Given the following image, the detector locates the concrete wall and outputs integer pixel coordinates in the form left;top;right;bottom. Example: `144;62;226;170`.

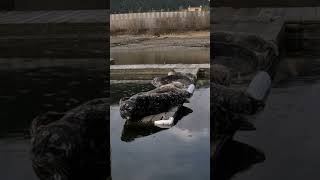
111;11;209;33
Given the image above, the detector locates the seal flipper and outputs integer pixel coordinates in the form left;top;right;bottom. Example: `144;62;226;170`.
238;120;256;131
184;99;190;103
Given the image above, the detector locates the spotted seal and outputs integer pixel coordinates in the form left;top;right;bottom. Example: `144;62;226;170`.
30;98;109;180
151;70;196;88
211;32;277;162
119;83;191;120
212;64;232;86
212;83;265;115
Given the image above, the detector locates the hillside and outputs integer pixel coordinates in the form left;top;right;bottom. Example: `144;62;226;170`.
111;0;209;13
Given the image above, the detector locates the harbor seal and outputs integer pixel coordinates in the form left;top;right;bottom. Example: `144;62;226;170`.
212;83;265;115
212;64;232;86
30;98;109;180
151;70;196;88
119;83;191;120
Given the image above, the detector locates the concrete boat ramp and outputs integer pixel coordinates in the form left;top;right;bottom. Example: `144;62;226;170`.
110;64;209;82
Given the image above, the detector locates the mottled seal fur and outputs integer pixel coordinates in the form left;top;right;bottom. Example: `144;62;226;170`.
212;64;232;86
30;98;109;180
211;81;265;160
151;70;196;88
211;32;278;162
212;83;265;115
120;83;191;120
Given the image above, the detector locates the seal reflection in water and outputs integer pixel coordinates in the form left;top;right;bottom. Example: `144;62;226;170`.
212;140;265;180
30;98;109;180
119;82;192;120
121;106;193;142
211;64;266;159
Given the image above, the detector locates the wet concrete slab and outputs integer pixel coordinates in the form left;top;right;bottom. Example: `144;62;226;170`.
110;64;209;80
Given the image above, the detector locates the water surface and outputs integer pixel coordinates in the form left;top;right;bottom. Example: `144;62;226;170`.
0;58;107;179
223;57;320;180
111;48;209;65
111;84;210;180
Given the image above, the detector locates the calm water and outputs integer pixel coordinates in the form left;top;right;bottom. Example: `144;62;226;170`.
220;57;320;180
110;83;210;180
0;58;107;180
111;48;209;65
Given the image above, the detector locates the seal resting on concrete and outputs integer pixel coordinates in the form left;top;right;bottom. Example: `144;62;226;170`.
120;82;192;120
151;70;196;88
211;32;277;163
212;83;265;115
211;102;256;160
211;69;270;160
212;64;232;86
30;98;109;180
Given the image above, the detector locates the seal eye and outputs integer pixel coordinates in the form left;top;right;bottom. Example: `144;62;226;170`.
119;97;130;105
126;101;136;112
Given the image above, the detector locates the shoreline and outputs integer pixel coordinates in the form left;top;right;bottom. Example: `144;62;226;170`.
111;31;210;51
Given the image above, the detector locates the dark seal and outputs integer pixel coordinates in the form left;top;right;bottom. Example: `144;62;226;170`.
119;83;191;120
30;98;109;180
151;70;196;88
